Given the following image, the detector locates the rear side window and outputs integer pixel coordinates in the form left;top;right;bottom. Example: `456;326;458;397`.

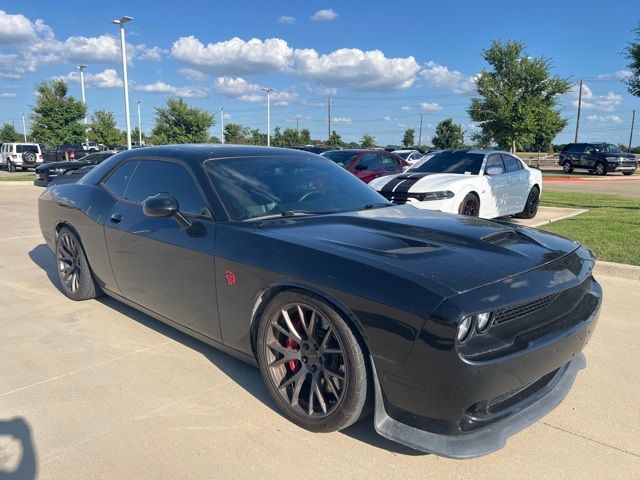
16;144;39;153
103;160;139;198
123;160;207;215
502;154;522;172
485;154;505;174
359;153;380;170
380;153;401;168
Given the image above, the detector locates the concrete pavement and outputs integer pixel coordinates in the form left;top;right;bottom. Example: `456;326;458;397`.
1;184;639;479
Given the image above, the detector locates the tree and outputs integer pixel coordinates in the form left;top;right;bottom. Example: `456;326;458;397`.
29;79;86;146
361;134;376;148
0;123;21;143
402;128;415;147
271;126;283;146
130;127;147;145
299;128;312;145
89;110;121;147
468;40;570;153
432;119;465;149
151;98;214;144
248;128;267;145
327;130;344;147
224;123;246;144
624;24;640;97
281;128;301;147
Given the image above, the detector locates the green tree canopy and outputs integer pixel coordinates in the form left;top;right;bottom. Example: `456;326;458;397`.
468;40;570;152
299;128;312;145
360;134;376;148
402;128;415;147
130;127;148;145
29;79;86;146
224;123;246;144
432;119;465;149
624;23;640;97
151;98;214;144
89;110;122;147
0;123;21;143
327;130;344;147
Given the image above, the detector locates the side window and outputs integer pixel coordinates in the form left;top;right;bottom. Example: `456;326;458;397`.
103;160;139;198
501;154;522;172
380;153;400;168
485;154;505;175
123;160;207;215
359;154;380;170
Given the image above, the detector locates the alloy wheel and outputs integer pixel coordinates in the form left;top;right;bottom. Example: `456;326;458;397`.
460;196;479;216
57;232;82;293
595;163;605;175
264;303;347;418
527;189;540;216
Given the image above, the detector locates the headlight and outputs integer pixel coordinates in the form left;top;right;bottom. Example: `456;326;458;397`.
475;312;492;332
418;190;455;201
457;316;472;342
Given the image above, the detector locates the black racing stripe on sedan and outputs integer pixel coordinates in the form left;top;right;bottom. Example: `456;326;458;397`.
380;176;406;192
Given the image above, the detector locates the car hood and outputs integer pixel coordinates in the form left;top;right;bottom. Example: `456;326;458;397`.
36;160;87;172
372;172;476;192
257;206;580;296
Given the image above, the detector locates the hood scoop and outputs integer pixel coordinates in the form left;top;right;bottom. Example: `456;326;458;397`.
482;230;519;246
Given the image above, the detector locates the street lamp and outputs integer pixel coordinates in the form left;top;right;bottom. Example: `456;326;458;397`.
220;107;224;144
136;100;142;145
112;15;133;150
76;64;88;144
21;113;27;142
261;88;274;146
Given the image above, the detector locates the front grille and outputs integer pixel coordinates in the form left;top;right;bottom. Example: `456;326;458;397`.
493;294;557;325
381;192;424;204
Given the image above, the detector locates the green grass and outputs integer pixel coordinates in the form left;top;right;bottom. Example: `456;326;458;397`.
540;191;640;266
0;174;34;181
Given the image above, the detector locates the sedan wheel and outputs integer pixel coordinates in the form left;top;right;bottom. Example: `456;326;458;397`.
595;162;607;176
515;187;540;219
459;193;480;217
257;292;369;432
55;227;102;300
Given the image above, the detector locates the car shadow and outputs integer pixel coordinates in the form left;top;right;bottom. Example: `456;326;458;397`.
28;243;423;457
0;417;37;480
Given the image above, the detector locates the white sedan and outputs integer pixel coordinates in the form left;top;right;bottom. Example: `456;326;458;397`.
369;149;542;219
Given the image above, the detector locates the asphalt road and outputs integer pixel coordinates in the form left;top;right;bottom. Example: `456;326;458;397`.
1;184;639;479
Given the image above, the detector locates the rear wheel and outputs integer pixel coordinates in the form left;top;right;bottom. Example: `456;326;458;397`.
515;187;540;219
7;160;16;173
562;161;573;174
458;193;480;217
257;291;369;433
623;171;634;176
55;227;102;301
595;162;607;176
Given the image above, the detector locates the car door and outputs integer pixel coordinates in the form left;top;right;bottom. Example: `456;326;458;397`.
569;143;588;168
501;154;529;212
379;152;404;177
350;153;380;183
101;158;222;342
483;154;509;216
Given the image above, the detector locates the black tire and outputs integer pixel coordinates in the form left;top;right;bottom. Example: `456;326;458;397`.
458;193;480;217
595;162;607;176
7;160;16;173
515;187;540;219
257;291;369;433
622;171;634;176
55;227;102;301
562;160;573;174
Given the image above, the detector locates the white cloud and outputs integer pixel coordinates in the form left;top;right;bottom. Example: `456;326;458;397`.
0;10;37;44
310;9;338;21
332;117;351;124
420;102;442;111
279;16;296;24
171;36;293;75
384;115;394;121
306;84;337;96
179;68;207;82
585;114;622;123
62;68;123;88
420;61;476;94
401;106;414;111
294;48;420;91
571;83;621;111
212;76;297;104
137;45;165;61
63;34;122;63
0;92;17;97
597;70;632;80
133;81;207;98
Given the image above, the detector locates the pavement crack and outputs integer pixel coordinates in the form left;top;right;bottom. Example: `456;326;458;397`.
539;421;640;458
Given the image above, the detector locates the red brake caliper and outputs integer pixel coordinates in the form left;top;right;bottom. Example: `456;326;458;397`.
285;316;304;373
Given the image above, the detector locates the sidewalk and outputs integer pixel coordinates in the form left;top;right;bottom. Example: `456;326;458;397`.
502;206;587;228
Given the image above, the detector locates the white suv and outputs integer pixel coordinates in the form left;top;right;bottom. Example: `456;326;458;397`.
1;143;44;172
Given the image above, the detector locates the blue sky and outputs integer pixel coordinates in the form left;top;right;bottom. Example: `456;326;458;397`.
1;0;638;146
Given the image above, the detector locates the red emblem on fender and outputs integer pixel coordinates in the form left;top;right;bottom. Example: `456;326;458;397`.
225;270;237;286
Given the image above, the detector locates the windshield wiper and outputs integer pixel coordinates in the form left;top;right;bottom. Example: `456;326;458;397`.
364;203;394;209
246;210;337;221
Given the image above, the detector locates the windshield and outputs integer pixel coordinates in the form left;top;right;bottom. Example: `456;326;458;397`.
395;151;413;159
409;151;485;175
321;151;357;168
204;155;388;221
592;143;621;153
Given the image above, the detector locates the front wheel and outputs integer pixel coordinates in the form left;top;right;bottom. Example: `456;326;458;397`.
623;171;634;176
257;291;369;433
515;187;540;219
595;162;607;176
7;161;16;173
562;161;573;174
55;227;102;300
458;193;480;217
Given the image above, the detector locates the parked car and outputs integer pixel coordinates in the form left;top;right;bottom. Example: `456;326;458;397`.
392;149;424;165
369;149;542;219
558;142;638;175
290;145;334;154
42;145;88;163
1;142;44;171
321;149;407;183
34;151;117;187
38;145;600;458
81;141;101;152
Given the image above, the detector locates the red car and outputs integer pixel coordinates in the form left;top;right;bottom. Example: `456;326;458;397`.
320;149;407;183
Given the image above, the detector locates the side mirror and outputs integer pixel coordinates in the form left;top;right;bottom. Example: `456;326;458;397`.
142;193;191;229
354;164;368;171
486;167;503;176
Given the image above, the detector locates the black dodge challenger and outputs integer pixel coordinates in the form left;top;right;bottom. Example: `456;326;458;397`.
38;145;601;458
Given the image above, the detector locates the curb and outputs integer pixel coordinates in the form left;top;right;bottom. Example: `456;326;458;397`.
594;261;640;281
527;208;589;228
0;181;35;185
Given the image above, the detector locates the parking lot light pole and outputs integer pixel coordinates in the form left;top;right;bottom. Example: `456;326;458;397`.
220;107;224;144
112;16;133;150
136;100;142;145
76;65;88;144
21;113;26;142
262;88;274;146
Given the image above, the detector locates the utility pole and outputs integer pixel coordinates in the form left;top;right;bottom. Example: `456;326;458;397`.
418;113;424;147
261;88;274;146
327;97;332;141
136;100;142;145
21;113;27;142
296;115;300;133
629;109;636;152
574;79;583;143
219;107;225;144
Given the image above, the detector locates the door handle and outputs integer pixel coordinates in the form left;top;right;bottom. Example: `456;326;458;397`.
110;213;123;223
